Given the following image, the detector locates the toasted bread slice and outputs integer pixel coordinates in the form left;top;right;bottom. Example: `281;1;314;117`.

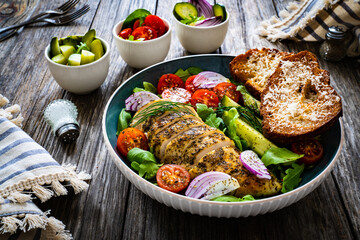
229;48;289;99
260;51;342;144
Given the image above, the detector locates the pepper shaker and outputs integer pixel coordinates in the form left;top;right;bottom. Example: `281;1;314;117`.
43;99;80;143
319;26;347;61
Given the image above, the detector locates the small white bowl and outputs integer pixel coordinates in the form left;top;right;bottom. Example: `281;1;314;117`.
174;12;229;54
45;37;110;95
112;18;171;69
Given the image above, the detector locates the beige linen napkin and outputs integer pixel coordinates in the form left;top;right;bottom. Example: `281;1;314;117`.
258;0;360;57
0;95;90;239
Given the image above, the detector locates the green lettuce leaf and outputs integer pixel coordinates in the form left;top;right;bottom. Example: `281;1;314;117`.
196;103;214;120
127;148;162;180
196;103;225;131
187;66;203;75
281;163;305;193
143;82;157;93
261;147;304;167
174;68;190;82
116;109;132;135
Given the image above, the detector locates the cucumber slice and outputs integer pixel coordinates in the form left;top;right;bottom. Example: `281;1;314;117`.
82;29;96;47
68;53;81;66
173;2;198;20
213;3;227;21
90;39;104;61
51;54;67;65
81;50;95;64
50;37;61;57
221;95;240;107
60;45;76;59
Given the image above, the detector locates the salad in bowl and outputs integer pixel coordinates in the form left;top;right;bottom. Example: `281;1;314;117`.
103;55;343;217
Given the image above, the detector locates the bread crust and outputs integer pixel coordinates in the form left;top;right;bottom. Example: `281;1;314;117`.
229;48;289;99
260;51;342;144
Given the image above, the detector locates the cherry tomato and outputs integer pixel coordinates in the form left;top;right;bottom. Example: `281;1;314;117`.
133;19;142;30
119;28;132;39
144;15;166;37
190;89;220;108
156;164;190;193
132;26;157;40
117;128;149;157
162;87;192;103
213;82;241;102
291;139;324;165
185;75;198;94
157;74;185;94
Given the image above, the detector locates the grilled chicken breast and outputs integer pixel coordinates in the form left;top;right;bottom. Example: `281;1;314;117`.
131;100;282;197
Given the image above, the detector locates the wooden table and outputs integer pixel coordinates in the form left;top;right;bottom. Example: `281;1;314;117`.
1;0;359;239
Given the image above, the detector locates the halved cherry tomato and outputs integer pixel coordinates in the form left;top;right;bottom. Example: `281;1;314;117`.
185;75;198;94
190;89;220;108
213;82;240;102
162;87;192;103
133;19;142;30
132;26;157;40
157;74;185;94
119;28;132;39
144;15;166;37
156;164;190;193
117;128;148;157
291;139;324;165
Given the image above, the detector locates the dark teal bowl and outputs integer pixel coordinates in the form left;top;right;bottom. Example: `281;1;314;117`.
102;54;344;217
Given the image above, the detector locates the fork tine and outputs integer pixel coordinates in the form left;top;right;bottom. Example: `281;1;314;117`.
58;5;90;24
59;0;80;12
57;0;76;11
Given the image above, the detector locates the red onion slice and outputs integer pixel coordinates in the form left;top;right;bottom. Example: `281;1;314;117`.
185;172;240;200
240;150;271;179
125;91;160;112
193;71;229;89
189;0;214;18
194;16;222;27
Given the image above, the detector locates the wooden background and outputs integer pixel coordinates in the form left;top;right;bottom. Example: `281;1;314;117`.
0;0;359;239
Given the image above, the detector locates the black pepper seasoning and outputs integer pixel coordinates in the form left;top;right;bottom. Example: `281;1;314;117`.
319;26;348;61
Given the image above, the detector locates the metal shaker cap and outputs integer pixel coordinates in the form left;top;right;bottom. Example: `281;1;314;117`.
326;26;346;40
56;123;80;143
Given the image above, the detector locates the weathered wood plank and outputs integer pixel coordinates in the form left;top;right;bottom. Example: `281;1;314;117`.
0;0;359;239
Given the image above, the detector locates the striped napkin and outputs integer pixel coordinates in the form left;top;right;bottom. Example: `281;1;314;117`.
258;0;360;57
0;95;90;239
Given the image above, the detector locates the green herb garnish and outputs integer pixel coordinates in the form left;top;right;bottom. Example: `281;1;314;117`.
131;101;196;128
76;42;90;53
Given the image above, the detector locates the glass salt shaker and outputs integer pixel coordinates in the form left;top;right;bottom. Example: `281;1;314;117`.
43;99;80;143
319;26;347;61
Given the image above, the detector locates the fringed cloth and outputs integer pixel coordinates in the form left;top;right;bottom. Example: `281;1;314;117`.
258;0;360;57
0;95;91;239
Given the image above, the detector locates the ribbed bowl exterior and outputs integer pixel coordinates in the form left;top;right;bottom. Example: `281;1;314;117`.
102;55;344;218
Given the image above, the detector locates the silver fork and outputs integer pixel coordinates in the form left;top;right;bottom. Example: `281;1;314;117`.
0;0;79;40
0;5;90;34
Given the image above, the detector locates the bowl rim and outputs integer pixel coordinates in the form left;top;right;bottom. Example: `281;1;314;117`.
112;17;172;44
44;36;110;68
102;54;344;207
173;10;230;29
